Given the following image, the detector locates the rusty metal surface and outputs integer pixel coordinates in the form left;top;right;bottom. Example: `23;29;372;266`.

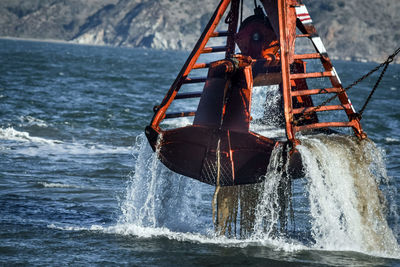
235;13;279;59
261;0;297;63
145;0;367;185
150;0;231;129
146;125;278;186
277;0;297;145
294;3;366;138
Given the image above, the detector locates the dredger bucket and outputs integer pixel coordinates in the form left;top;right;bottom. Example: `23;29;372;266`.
146;58;302;186
146;125;277;186
145;0;365;186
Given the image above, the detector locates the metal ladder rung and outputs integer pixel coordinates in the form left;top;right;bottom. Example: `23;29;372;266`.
201;46;227;53
291;87;343;96
210;31;230;37
293;104;351;114
296;34;311;38
294;121;354;132
290;71;334;80
183;77;207;84
175;92;202;99
193;63;210;69
165;111;196;119
293;53;322;60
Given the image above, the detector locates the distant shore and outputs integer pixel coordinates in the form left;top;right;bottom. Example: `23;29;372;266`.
1;36;396;65
0;36;73;45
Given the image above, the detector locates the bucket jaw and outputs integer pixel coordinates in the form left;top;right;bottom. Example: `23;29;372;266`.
146;125;278;186
146;56;302;186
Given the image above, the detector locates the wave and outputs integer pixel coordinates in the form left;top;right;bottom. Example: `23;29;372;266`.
46;223;305;251
47;219;400;259
0;127;134;156
38;182;82;189
0;127;61;144
385;137;400;144
18;115;49;128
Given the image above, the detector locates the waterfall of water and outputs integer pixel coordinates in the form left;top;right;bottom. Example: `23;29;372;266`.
119;134;211;233
297;134;400;257
119;134;161;227
251;144;289;239
120;84;399;257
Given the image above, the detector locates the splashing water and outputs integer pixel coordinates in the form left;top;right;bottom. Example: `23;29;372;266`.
297;134;400;257
118;134;213;234
251;144;290;239
119;134;160;227
118;133;399;257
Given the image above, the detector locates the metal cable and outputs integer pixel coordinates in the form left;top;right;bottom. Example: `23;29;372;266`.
358;62;390;117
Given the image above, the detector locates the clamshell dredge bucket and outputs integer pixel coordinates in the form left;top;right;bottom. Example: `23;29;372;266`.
145;0;366;187
146;58;281;186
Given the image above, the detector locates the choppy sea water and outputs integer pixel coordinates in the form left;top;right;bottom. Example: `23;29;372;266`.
0;38;400;266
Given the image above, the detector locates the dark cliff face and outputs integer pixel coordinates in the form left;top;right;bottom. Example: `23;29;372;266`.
303;0;400;63
0;0;399;63
0;0;119;40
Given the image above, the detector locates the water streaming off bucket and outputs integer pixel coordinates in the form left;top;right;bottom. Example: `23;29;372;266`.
119;85;399;258
297;135;400;257
119;134;214;234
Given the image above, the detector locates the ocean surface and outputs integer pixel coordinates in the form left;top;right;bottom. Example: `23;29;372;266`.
1;38;400;266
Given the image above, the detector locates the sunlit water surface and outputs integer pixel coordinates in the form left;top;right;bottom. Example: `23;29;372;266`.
1;39;400;266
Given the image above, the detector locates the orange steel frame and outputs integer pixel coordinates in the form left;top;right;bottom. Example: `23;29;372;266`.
148;0;366;147
150;0;233;129
277;0;297;145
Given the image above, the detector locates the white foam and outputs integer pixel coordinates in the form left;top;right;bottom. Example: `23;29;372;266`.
0;127;61;144
297;135;400;258
19;115;49;128
161;116;193;129
47;222;305;251
47;223;102;231
0;127;134;156
108;223;306;250
385;137;399;143
250;124;286;139
38;182;81;189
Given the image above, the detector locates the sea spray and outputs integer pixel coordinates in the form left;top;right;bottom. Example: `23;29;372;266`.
250;143;295;240
118;132;399;256
119;134;158;227
297;134;400;257
251;144;286;239
119;134;211;233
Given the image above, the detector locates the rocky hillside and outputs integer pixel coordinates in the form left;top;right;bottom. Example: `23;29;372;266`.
304;0;400;63
0;0;399;63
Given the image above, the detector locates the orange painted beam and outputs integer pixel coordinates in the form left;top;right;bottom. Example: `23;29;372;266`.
150;0;232;129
